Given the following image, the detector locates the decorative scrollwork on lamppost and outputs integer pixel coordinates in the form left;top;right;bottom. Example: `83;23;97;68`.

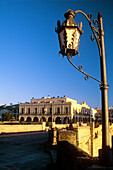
55;9;111;165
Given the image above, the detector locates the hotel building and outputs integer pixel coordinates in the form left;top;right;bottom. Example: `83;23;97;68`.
19;96;96;124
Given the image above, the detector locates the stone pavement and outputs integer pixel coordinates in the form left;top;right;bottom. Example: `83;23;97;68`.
0;132;51;170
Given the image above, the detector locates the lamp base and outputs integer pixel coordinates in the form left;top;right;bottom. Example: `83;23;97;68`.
99;148;113;166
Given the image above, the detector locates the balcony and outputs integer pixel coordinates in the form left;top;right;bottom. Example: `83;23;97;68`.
54;112;61;115
63;112;69;115
19;112;71;117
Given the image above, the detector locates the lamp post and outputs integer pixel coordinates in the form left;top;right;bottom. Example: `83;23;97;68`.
51;102;53;129
55;9;110;165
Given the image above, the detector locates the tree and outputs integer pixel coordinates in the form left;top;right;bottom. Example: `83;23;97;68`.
2;111;13;121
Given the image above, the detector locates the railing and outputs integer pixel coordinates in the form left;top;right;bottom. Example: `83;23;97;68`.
19;112;71;116
63;112;69;115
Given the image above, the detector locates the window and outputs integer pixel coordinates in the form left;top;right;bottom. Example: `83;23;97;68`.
58;107;60;114
14;109;16;113
66;107;68;114
35;108;37;114
28;108;30;114
42;108;44;114
57;107;60;114
50;107;52;115
22;108;24;114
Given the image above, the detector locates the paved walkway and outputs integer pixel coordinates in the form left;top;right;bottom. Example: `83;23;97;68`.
0;132;51;170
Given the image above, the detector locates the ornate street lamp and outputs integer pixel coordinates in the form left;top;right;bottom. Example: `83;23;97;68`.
55;9;111;165
55;10;83;58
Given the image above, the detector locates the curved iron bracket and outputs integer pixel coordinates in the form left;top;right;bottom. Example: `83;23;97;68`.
67;55;102;84
74;10;102;57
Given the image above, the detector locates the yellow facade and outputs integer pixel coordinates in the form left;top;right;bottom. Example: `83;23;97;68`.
19;96;97;124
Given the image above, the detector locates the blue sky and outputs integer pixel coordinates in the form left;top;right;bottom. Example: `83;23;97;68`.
0;0;112;108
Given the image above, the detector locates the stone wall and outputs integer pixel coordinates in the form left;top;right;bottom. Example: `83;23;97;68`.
77;126;91;155
58;130;77;146
74;124;113;157
0;123;70;134
0;123;46;134
53;123;70;129
56;124;113;157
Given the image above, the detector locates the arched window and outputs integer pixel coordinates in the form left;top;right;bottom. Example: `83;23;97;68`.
63;117;69;124
55;117;61;124
20;117;24;122
40;117;46;122
33;117;38;122
26;117;31;122
48;117;52;122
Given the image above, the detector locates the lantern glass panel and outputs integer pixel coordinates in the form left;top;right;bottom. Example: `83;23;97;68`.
65;27;80;50
59;29;65;51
